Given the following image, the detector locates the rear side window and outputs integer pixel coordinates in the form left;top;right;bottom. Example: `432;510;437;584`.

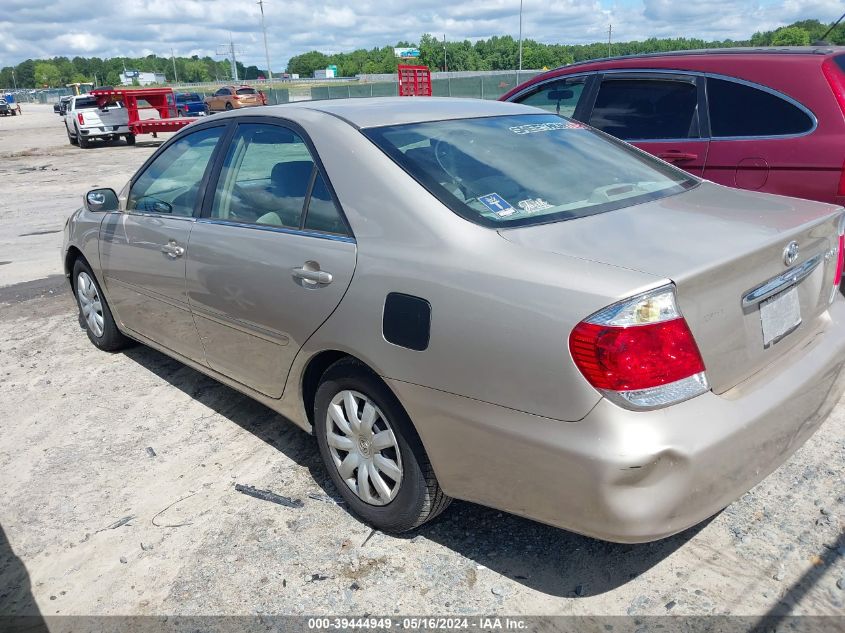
514;77;587;118
707;78;813;138
589;78;699;140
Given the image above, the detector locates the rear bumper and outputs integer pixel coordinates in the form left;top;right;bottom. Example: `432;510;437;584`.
387;300;845;543
79;126;129;137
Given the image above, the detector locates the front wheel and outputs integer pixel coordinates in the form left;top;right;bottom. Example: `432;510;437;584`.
72;259;132;352
314;358;451;533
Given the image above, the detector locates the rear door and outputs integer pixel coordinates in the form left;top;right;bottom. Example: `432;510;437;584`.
185;120;356;397
702;76;821;197
99;124;228;362
586;72;709;176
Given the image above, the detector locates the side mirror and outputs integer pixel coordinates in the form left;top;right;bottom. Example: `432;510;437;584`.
84;188;119;212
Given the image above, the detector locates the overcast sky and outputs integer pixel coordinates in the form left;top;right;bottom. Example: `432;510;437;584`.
1;0;842;70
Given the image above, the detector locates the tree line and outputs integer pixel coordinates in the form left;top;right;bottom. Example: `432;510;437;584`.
1;18;842;89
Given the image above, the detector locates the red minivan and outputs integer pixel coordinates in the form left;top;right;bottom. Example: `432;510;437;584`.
502;47;845;205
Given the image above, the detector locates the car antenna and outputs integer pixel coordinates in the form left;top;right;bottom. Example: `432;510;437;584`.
813;11;845;46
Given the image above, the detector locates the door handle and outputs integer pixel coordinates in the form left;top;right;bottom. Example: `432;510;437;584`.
292;263;332;285
161;240;185;258
657;151;698;163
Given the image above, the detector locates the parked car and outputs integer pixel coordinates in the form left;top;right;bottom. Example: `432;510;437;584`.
53;95;73;116
205;85;266;112
175;92;209;117
0;98;16;116
502;46;845;206
63;99;845;543
65;94;133;148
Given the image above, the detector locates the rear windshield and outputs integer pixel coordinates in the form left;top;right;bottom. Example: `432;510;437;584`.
74;97;100;109
236;87;257;95
365;114;697;228
176;93;200;103
835;54;845;74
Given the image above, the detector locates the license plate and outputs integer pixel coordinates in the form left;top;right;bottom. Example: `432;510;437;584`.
760;286;801;347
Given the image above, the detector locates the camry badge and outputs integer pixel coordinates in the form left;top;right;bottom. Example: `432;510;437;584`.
783;241;800;267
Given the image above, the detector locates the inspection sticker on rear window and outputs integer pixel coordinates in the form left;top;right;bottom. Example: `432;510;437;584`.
478;193;515;217
509;120;585;135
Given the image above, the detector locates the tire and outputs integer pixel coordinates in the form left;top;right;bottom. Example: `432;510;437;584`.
77;128;89;148
72;258;132;352
67;127;78;146
225;102;233;111
314;358;451;533
177;109;183;117
10;110;16;116
125;134;136;146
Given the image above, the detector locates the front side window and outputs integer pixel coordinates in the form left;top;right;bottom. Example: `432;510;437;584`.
365;114;696;228
514;76;587;118
128;127;223;217
589;78;699;140
707;77;813;138
211;123;347;233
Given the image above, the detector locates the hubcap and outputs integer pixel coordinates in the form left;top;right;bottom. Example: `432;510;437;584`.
76;271;104;337
325;390;403;506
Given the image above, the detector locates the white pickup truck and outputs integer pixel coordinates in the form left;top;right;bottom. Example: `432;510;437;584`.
65;95;134;148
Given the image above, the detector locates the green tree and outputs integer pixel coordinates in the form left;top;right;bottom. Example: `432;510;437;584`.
34;62;61;87
771;26;810;46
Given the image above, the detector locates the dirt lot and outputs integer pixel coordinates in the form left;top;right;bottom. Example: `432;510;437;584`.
0;104;844;619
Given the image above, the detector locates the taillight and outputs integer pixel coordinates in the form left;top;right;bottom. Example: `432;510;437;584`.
569;285;709;409
835;233;845;287
77;112;84;125
839;158;845;197
823;58;845;116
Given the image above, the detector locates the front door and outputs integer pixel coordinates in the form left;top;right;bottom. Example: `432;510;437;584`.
99;125;227;362
186;121;356;398
586;73;709;176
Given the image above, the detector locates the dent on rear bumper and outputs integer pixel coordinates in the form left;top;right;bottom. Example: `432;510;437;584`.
387;300;845;543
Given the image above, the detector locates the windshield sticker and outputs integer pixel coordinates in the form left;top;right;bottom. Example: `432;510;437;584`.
478;193;516;217
509;121;585;135
517;198;553;213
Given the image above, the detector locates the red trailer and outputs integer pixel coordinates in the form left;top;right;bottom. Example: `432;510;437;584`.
397;65;432;97
89;87;194;137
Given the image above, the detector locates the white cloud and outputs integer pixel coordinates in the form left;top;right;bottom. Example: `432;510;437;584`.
0;0;841;70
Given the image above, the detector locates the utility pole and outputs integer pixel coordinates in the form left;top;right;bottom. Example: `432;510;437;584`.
217;37;243;82
443;34;447;72
11;69;16;91
607;23;612;57
171;48;179;84
518;0;524;72
257;0;273;83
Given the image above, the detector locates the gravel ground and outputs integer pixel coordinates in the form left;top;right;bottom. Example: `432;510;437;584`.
0;105;843;619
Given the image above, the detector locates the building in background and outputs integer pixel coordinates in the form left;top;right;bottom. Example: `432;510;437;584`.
119;70;167;86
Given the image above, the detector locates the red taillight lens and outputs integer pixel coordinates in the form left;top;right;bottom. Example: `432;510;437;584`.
823;58;845;115
77;112;84;125
570;318;705;392
835;233;845;287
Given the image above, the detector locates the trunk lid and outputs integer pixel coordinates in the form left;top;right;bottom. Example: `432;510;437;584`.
501;182;843;393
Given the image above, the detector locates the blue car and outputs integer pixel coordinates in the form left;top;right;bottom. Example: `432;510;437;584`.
175;92;209;117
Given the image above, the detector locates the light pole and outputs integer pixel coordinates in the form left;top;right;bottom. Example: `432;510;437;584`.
11;69;16;91
258;0;273;84
518;0;523;72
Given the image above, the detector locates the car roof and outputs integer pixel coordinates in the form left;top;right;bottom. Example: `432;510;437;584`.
556;45;845;71
280;97;541;128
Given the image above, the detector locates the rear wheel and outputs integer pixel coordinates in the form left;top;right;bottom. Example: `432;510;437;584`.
72;259;132;352
225;102;234;111
314;358;451;533
125;134;136;146
67;126;78;146
77;128;89;148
